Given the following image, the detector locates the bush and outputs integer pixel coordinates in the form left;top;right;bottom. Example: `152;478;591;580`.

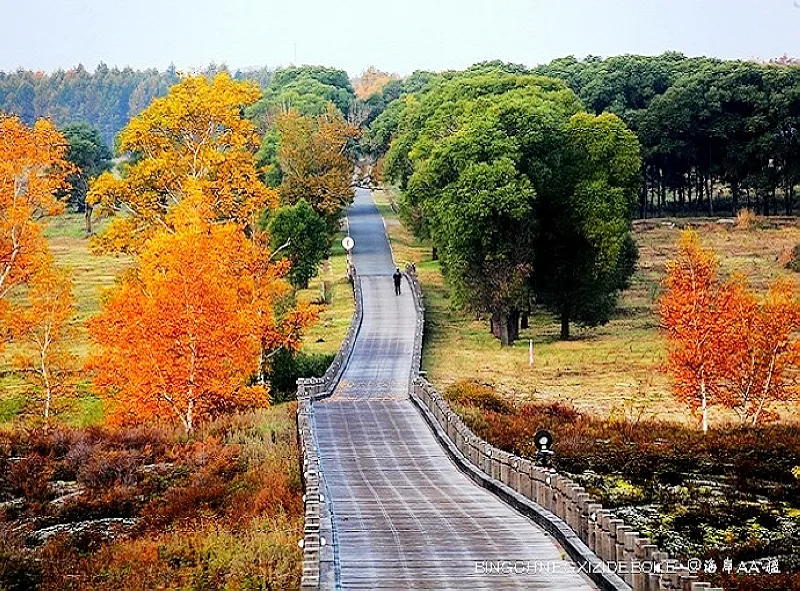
443;379;513;414
267;349;334;403
77;449;143;490
0;408;304;590
735;208;760;230
784;243;800;272
6;454;54;505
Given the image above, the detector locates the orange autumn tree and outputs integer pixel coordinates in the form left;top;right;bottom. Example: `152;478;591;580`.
86;75;320;431
89;202;318;432
8;262;77;425
353;66;397;99
275;105;360;234
0;116;71;322
87;73;277;254
660;230;748;432
721;276;800;426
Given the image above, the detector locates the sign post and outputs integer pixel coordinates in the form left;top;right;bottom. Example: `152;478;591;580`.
342;236;355;279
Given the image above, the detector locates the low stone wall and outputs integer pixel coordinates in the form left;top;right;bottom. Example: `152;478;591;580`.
297;270;363;590
403;264;722;591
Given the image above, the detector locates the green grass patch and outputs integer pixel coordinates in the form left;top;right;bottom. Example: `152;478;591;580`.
297;230;355;357
62;394;105;428
0;392;26;424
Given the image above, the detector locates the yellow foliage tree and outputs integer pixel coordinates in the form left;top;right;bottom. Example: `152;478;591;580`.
8;261;77;425
85;74;322;430
0;116;71;314
276;105;360;232
87;73;278;253
353;66;397;99
89;205;319;432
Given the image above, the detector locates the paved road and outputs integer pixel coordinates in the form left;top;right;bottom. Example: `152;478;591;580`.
313;188;595;589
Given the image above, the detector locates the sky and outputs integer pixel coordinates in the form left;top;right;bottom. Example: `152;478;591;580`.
1;0;799;76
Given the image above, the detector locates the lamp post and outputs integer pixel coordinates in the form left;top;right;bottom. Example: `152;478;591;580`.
533;428;554;469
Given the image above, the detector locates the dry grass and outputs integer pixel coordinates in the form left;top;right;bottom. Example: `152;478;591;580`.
376;188;800;424
0;405;303;590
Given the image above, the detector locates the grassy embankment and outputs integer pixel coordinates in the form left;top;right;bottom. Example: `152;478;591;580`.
373;187;800;424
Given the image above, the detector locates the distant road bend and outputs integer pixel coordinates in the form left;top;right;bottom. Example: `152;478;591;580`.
313;188;597;589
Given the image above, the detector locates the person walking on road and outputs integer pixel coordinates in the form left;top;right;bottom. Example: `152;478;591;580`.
393;268;402;296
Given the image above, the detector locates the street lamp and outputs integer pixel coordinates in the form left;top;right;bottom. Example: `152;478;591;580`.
533;428;555;468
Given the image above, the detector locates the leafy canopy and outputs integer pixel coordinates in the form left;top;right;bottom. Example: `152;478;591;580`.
0;116;72;305
267;199;330;289
87;73;277;253
380;70;640;341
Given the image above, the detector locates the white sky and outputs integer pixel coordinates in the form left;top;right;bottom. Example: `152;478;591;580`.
2;0;799;75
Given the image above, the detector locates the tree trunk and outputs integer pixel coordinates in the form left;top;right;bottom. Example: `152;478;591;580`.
687;171;693;209
40;349;51;430
731;180;739;214
701;378;708;435
84;203;93;235
560;312;570;340
511;310;520;343
639;184;647;219
520;313;529;330
772;185;778;215
707;176;714;215
490;313;500;338
498;312;513;347
764;187;770;216
431;246;438;261
186;399;194;434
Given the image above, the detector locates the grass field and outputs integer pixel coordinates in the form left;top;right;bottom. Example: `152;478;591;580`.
373;188;800;424
296;228;355;357
0;213;354;427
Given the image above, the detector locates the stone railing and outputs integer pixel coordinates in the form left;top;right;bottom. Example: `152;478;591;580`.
404;265;722;591
297;268;364;590
405;263;424;380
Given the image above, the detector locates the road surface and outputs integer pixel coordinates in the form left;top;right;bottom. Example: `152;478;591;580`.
313;188;596;589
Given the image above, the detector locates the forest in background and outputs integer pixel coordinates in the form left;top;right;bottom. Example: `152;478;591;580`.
366;53;800;218
0;64;273;146
5;53;798;220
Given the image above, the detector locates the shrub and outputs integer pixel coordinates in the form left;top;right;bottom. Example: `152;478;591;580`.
443;379;513;414
0;547;41;591
141;442;243;528
267;349;334;403
735;208;760;230
784;243;800;272
6;454;54;505
0;407;304;590
77;449;143;490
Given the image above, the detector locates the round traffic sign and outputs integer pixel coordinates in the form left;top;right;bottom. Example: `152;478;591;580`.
342;236;355;251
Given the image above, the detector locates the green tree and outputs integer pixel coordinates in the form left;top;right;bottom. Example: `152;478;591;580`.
382;70;641;343
246;66;355;127
535;113;641;339
267;199;330;289
61;122;112;234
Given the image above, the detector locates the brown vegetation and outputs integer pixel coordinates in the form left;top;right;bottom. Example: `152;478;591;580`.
0;406;303;590
444;379;800;590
